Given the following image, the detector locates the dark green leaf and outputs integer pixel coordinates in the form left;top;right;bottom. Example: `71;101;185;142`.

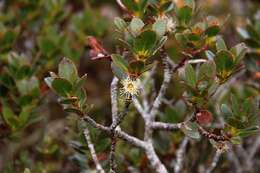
205;25;220;37
122;0;139;12
128;60;145;76
177;6;192;25
51;78;72;97
134;30;157;59
215;50;234;74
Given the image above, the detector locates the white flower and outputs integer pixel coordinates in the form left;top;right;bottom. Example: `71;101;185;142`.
157;15;176;33
215;142;230;153
120;77;140;98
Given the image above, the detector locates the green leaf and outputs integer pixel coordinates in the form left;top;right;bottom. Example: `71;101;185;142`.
111;63;127;80
16;65;31;80
176;6;192;25
181;122;200;139
64;107;83;115
184;0;195;9
231;94;239;116
58;97;78;104
205;25;220;37
58;58;78;84
16;77;40;96
140;0;149;12
237;126;259;138
74;74;88;90
230;136;242;144
38;37;56;56
175;33;188;45
128;60;145;76
216;37;227;51
134;30;157;59
230;43;247;63
185;64;196;87
19;106;33;128
160;1;174;13
114;17;127;31
130;17;144;36
51;78;72;97
2;105;18;130
152;19;167;37
122;0;139;12
221;104;233;122
152;36;167;55
111;54;128;72
215;50;234;74
198;60;216;79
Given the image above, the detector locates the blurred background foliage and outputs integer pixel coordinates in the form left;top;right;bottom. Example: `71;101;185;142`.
0;0;259;173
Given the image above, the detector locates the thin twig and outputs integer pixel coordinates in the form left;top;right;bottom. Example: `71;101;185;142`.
109;77;119;173
150;121;183;130
109;78;131;172
83;128;105;173
174;137;189;173
83;115;146;149
249;135;260;159
150;55;172;119
111;77;119;123
205;152;221;173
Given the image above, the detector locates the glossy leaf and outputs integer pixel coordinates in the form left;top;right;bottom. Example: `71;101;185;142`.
134;31;157;59
51;78;72;97
128;60;145;76
215;50;234;74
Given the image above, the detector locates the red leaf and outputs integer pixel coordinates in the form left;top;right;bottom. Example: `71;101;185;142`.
86;36;111;60
196;110;213;125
